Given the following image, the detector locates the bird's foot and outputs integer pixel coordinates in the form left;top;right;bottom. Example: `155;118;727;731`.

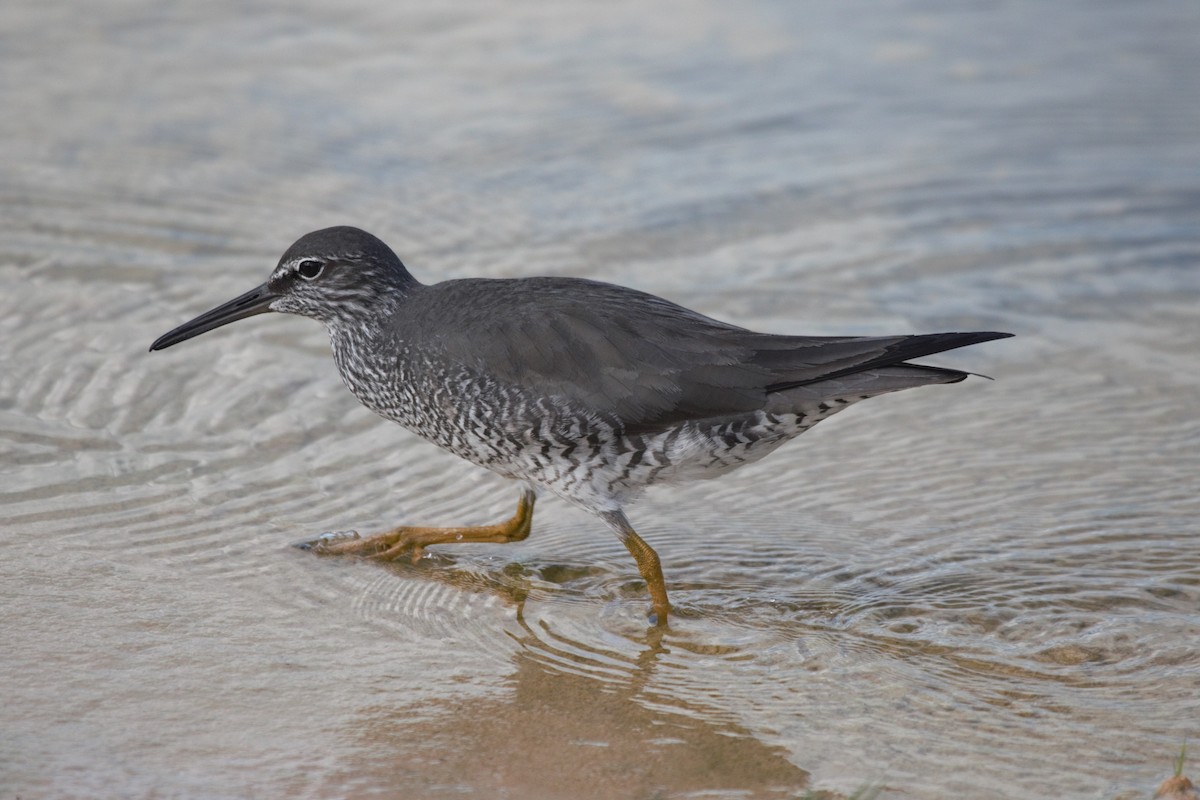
292;530;360;551
647;603;671;629
294;528;426;563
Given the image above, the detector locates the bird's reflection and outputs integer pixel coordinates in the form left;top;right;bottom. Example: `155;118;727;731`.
327;555;810;797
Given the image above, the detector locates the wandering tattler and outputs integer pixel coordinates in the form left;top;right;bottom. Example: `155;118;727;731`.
151;226;1011;624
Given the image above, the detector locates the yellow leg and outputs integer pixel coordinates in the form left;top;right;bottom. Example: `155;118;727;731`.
602;510;671;626
305;489;535;562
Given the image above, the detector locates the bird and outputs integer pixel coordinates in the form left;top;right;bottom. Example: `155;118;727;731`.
151;226;1011;625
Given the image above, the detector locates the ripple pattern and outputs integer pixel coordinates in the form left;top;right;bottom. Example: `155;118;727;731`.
3;1;1199;798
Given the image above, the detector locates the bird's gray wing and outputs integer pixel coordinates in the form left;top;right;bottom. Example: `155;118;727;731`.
405;277;1008;433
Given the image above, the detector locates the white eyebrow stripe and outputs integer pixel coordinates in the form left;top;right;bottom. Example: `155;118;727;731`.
270;263;295;282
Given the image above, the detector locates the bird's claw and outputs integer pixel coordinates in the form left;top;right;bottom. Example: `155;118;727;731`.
291;530;361;551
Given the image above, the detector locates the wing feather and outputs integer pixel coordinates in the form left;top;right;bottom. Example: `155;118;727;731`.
398;277;1010;433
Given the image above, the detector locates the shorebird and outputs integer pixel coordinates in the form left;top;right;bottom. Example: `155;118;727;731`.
151;226;1010;624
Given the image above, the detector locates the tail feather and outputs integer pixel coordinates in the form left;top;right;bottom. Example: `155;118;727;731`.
766;363;973;409
761;331;1012;394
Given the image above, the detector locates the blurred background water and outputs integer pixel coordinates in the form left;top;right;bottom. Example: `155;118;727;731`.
2;1;1198;798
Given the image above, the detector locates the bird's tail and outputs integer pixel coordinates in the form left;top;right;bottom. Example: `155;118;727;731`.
766;363;974;410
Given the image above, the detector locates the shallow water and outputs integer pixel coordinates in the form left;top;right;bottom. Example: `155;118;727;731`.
2;1;1198;798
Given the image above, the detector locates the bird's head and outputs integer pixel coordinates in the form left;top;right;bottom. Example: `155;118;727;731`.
150;226;417;351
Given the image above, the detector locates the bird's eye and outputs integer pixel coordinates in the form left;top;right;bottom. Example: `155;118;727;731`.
297;259;324;280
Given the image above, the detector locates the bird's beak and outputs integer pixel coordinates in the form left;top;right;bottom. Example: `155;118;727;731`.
149;282;278;351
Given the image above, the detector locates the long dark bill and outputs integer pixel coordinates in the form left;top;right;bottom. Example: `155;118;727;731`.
149;283;278;351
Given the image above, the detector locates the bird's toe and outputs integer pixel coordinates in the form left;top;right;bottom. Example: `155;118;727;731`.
291;530;361;551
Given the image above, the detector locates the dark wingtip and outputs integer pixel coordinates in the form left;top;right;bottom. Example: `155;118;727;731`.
766;330;1014;393
937;331;1014;349
891;331;1013;362
910;334;1011;384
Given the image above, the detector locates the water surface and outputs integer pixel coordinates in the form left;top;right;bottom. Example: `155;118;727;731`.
2;1;1198;798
